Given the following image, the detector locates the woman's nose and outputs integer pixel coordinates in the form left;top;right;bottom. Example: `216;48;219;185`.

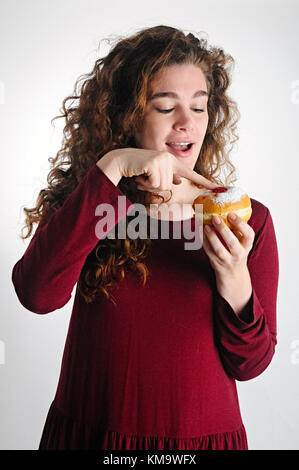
173;111;194;131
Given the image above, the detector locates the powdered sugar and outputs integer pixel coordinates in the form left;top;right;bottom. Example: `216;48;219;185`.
202;186;247;206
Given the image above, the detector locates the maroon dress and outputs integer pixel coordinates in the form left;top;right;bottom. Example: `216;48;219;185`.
11;164;279;450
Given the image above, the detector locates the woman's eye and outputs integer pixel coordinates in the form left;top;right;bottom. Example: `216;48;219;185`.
156;108;174;113
156;108;204;114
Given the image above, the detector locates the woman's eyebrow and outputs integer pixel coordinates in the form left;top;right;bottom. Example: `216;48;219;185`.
149;90;208;100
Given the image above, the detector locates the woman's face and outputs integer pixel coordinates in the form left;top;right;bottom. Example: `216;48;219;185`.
134;63;209;170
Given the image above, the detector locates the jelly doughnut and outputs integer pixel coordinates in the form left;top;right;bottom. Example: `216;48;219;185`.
192;186;252;229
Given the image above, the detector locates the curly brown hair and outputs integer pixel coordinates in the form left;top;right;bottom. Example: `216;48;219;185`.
20;25;240;306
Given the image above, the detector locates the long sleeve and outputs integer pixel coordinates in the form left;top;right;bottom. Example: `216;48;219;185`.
213;203;279;381
11;164;135;314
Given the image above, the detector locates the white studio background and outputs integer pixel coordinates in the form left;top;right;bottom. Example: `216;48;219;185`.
1;0;298;450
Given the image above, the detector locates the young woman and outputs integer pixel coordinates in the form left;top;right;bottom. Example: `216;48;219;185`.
12;25;279;450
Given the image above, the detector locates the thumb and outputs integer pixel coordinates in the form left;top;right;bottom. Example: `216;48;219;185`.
173;174;182;185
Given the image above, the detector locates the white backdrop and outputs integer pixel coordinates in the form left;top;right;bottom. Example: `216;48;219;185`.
1;0;298;450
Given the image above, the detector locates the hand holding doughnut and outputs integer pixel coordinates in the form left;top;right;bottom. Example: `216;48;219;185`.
202;212;255;277
193;186;255;279
202;212;255;317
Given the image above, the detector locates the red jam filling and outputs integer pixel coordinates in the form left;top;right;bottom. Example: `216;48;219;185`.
212;187;227;193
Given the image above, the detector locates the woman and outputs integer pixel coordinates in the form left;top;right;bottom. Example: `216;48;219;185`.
12;25;279;450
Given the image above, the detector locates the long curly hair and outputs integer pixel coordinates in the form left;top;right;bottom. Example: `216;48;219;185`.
20;25;240;306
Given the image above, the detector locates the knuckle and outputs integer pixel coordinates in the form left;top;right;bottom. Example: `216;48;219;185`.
228;238;237;249
162;151;173;164
155;151;166;161
215;247;226;258
150;177;160;188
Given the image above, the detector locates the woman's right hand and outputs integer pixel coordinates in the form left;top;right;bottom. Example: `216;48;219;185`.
100;147;218;191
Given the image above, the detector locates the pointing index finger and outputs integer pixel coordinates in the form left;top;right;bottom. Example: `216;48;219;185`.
175;161;218;190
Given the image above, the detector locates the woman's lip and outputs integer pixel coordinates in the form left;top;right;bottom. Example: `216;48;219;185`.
166;142;194;157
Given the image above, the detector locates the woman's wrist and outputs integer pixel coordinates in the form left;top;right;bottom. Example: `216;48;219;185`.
96;152;122;187
215;267;253;317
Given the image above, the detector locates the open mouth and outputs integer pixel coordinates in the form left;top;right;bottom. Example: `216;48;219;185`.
166;143;193;152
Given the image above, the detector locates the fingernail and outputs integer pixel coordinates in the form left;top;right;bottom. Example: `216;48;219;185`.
229;213;237;221
213;215;221;225
205;224;211;233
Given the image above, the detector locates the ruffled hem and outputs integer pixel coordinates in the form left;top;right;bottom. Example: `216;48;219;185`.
39;402;248;450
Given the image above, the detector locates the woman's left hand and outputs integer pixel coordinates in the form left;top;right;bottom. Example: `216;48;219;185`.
202;212;255;316
202;212;255;277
